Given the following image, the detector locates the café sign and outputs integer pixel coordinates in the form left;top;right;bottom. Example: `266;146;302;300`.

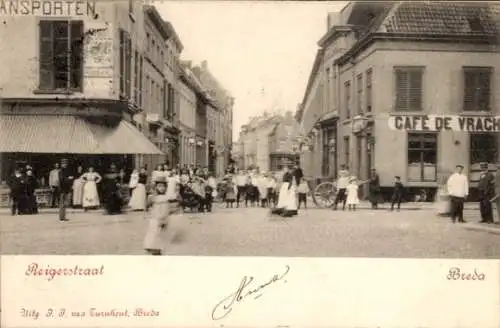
388;115;500;132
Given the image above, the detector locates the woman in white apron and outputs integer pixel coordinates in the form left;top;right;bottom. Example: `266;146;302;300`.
72;166;85;208
271;166;292;215
129;168;148;211
143;176;170;255
82;167;102;211
281;171;299;217
257;172;269;207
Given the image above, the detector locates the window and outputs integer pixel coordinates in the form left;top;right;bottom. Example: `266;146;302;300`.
163;81;168;119
366;69;372;112
326;67;330;110
119;29;132;99
407;133;437;182
133;50;139;104
39;20;84;91
138;56;143;107
146;33;150;52
322;128;334;177
344;81;351;119
145;76;150;110
356;73;363;115
395;67;423;111
463;67;492;111
343;136;350;169
470;134;497;180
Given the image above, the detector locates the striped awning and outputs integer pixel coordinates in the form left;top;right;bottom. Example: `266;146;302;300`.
0;115;163;155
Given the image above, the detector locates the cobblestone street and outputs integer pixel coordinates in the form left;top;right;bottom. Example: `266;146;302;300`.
1;205;499;258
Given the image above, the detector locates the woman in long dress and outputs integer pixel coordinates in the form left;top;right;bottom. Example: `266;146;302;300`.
129;167;148;211
271;166;292;215
143;176;169;255
82;167;102;211
72;166;85;208
103;165;123;215
367;168;382;209
257;172;269;207
281;168;299;217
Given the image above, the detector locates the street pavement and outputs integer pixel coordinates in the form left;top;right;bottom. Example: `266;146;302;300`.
1;204;499;258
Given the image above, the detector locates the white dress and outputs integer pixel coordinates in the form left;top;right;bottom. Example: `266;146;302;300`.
82;172;101;208
143;194;169;252
276;182;289;209
283;178;298;211
72;175;85;206
129;174;147;211
346;184;360;205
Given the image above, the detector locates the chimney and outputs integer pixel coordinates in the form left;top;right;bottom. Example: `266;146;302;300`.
201;60;207;70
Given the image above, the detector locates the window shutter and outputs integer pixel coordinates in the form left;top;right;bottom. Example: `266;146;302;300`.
119;29;125;96
39;21;54;89
477;70;491;111
395;70;409;110
125;35;132;98
70;21;83;89
463;70;476;111
408;70;422;111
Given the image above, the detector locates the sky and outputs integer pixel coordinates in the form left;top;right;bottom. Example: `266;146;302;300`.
156;1;347;141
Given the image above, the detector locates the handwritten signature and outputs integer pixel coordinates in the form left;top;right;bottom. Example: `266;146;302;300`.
211;265;290;320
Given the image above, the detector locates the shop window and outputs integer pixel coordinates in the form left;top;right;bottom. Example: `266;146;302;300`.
407;133;437;182
394;67;423;111
469;134;497;181
39;20;83;91
463;67;492;111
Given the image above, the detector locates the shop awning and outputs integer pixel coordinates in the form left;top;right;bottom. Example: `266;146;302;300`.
0;115;163;154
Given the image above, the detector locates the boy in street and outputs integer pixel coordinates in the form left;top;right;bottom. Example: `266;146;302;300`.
447;164;469;224
390;176;404;211
296;178;309;209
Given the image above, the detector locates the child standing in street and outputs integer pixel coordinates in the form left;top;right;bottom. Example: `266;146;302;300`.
346;176;360;211
390;176;404;211
296;179;309;209
143;176;169;256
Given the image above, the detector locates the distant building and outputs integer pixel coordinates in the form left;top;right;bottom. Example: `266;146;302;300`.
298;1;500;200
235;111;300;171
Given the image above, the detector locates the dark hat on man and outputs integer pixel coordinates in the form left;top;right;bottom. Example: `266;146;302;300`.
456;164;464;168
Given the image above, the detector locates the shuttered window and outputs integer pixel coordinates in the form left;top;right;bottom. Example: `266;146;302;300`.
39;20;83;91
463;67;492;111
344;81;351;119
365;69;372;112
119;28;132;99
356;73;363;115
394;67;423;111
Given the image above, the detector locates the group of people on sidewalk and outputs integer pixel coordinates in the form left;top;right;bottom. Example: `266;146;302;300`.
444;162;498;224
219;163;309;213
331;166;405;211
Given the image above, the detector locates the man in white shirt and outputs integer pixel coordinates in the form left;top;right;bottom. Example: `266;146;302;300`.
234;170;248;207
49;163;60;208
446;164;469;223
333;165;350;211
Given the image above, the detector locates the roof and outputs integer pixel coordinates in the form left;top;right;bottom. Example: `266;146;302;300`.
335;1;500;65
0;115;163;154
144;5;171;41
381;2;500;36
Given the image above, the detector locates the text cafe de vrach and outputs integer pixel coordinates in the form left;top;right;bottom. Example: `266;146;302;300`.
0;0;96;16
388;115;500;132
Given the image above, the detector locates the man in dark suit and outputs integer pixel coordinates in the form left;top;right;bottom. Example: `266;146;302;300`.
8;167;24;215
58;158;74;222
477;162;495;223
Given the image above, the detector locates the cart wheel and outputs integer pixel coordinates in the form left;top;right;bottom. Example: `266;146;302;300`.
313;182;336;208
